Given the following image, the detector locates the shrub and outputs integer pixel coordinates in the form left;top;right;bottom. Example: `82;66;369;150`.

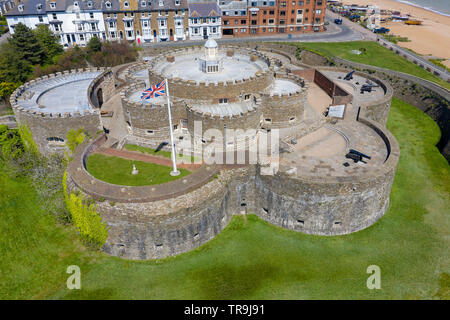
66;127;86;153
18;122;39;155
0;126;24;159
63;171;109;248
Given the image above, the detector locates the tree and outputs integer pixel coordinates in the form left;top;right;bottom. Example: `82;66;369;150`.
8;23;45;65
0;82;18;101
86;36;102;55
33;25;63;64
0;42;32;83
90;41;138;67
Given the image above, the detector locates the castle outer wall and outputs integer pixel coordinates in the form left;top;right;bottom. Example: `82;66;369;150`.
66;115;399;259
10;68;115;154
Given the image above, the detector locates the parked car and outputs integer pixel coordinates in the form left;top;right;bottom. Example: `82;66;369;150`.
334;18;343;24
373;27;390;34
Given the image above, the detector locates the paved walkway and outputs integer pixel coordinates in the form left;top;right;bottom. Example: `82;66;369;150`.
96;147;203;170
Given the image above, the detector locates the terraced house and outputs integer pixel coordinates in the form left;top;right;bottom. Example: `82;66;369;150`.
5;0;325;44
219;0;326;37
103;0;189;43
6;0;107;47
188;2;221;40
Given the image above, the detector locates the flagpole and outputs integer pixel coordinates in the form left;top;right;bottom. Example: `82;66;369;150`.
165;78;180;176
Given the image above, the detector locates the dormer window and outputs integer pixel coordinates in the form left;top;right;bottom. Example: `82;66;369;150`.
18;4;23;11
141;0;146;6
36;4;42;10
87;1;93;8
124;1;129;7
105;1;111;8
159;0;163;7
73;1;79;8
50;2;56;9
175;0;180;5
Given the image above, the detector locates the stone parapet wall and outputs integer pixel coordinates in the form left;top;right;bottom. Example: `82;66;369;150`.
68;115;399;259
316;66;394;127
123;61;152;83
10;67;107;113
327;57;449;160
260;73;307;129
376;37;450;82
120;82;187;130
66;135;221;203
9;68;108;154
88;69;116;108
15;108;102;154
253;117;399;236
147;46;275;102
186;96;262;141
96;168;252;260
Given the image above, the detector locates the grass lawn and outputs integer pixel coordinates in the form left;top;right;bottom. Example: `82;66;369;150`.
0;98;448;299
125;144;201;163
125;144;173;158
293;41;450;90
85;153;190;186
0;168;95;299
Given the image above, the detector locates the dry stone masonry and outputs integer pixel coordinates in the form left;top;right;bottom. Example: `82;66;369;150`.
14;41;402;260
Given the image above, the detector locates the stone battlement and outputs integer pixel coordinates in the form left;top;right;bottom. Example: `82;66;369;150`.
186;95;262;121
10;67;110;119
261;73;308;99
123;61;152;83
146;46;275;102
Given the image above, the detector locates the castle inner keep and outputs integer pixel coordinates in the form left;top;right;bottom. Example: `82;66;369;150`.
10;41;399;260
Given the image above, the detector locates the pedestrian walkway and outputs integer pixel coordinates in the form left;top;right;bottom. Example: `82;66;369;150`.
96;147;203;170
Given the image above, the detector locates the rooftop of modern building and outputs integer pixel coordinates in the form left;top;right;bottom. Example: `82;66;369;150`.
219;0;247;11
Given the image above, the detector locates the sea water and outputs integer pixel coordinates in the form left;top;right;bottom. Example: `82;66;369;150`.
396;0;450;17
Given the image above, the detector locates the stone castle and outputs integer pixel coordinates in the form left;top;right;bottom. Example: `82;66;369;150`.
9;40;399;260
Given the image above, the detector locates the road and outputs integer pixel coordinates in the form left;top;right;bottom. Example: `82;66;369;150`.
141;12;365;49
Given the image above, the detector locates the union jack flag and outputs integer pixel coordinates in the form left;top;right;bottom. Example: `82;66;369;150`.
141;80;166;100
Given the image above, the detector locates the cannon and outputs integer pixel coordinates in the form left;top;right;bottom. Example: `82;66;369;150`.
344;70;355;81
349;149;371;160
360;84;379;93
345;152;367;164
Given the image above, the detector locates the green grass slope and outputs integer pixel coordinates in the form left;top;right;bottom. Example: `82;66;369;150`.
0;170;95;299
295;41;450;90
0;98;448;299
